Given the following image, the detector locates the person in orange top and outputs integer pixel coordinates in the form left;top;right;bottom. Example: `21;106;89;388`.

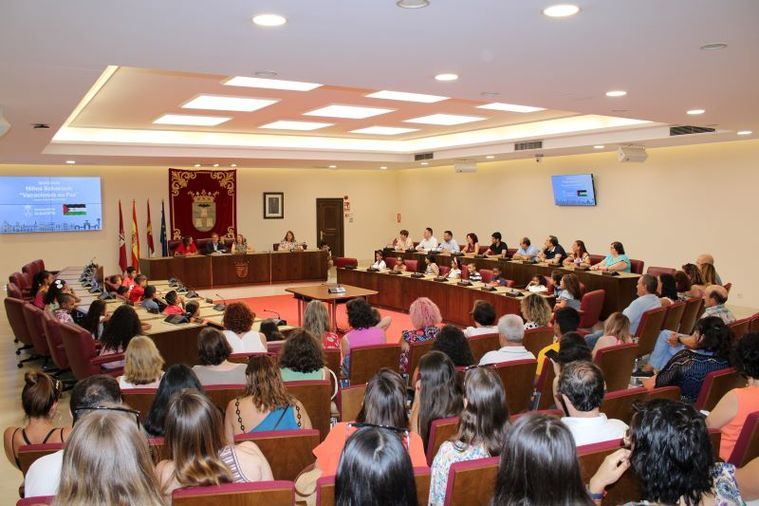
706;332;759;461
312;368;427;477
122;266;137;290
162;290;184;316
128;275;147;303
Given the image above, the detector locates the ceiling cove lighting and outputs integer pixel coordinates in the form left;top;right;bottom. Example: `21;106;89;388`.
477;102;546;113
605;90;627;97
485;155;495;159
421;162;429;166
737;130;752;136
434;73;458;81
366;90;448;103
153;114;231;126
593;145;605;149
350;126;419;135
252;14;287;27
542;4;580;17
686;109;705;115
328;165;337;169
396;0;430;8
304;104;395;119
65;160;76;164
224;76;322;91
194;164;201;167
700;43;727;51
182;95;279;112
259;120;333;131
404;113;485;126
231;163;237;167
379;166;388;170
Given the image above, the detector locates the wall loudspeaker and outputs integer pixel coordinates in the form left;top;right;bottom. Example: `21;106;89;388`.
617;145;648;163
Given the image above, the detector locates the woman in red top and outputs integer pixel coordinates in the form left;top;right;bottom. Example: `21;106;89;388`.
162;290;185;315
174;236;198;256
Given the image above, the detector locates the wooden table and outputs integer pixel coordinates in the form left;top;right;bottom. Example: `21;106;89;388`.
336;269;556;327
139;250;329;289
285;284;379;331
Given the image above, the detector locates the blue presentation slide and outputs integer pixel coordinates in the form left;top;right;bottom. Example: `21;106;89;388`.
0;176;103;234
551;174;596;206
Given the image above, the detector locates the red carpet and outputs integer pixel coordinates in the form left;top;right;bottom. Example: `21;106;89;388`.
225;294;412;342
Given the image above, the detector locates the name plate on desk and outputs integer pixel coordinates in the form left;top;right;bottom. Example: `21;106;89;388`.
504;289;522;297
433;276;448;282
474;254;486;258
410;273;424;279
457;281;473;287
328;286;347;294
480;286;497;292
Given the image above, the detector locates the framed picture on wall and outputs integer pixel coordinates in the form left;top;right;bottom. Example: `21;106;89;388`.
263;192;284;219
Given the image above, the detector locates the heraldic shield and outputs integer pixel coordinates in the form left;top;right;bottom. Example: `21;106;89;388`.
190;190;218;232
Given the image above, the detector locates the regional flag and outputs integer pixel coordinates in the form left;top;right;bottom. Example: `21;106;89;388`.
131;200;140;270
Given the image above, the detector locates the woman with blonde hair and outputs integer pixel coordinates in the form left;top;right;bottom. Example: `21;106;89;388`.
520;293;552;329
55;407;165;506
591;312;633;358
224;355;312;441
399;297;442;373
157;390;272;495
118;336;165;389
700;262;718;286
303;299;340;350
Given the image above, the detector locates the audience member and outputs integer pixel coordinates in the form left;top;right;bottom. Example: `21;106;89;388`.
526;274;547;293
191;327;246;385
658;272;679;304
371;249;387;270
429;367;507;505
439;230;460;253
446;256;462;279
162;290;184;315
563;239;591;267
539;235;567;264
536;307;580;375
99;304;142;368
224;355;311;439
140;285;160;312
675;269;696;298
122;266;138;288
128;274;147;303
549;332;594;407
521;292;552;329
432;325;475;367
697;253;723;284
479;314;536;365
279;329;329;381
118;336;165;389
392;229;414;251
53;293;76;324
259;319;283;343
222;302;266;353
184;299;202;323
424;254;440;276
144;364;203;437
464;300;497;337
30;270;53;309
591;312;633;358
489;266;509;287
400;297;442;373
512;237;539;260
466;263;482;282
590;241;631;272
555;273;581;311
623;274;661;334
341;298;386;377
485;232;508;257
415;227;439;251
304;300;340;350
700;262;719;286
682;263;707;298
392;254;408;273
463;232;479;254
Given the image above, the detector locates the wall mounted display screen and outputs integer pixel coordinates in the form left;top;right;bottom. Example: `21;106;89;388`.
551;174;597;206
0;176;103;234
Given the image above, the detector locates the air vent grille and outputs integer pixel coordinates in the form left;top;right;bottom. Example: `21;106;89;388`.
670;125;716;136
514;140;543;151
414;152;434;161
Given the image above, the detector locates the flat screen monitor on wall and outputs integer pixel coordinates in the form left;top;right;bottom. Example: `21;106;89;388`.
551;174;597;206
0;176;103;234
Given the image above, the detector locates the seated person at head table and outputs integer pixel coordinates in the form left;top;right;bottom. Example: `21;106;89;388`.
466;263;482;282
391;229;414;251
121;266;137;289
463;232;480;254
202;232;228;254
174;236;199;256
392;255;407;273
590;241;631;272
446;257;462;279
512;237;540;260
526;275;547;293
370;250;387;270
438;230;460;253
279;230;304;251
489;267;509;287
232;233;253;253
162;290;185;315
538;235;567;264
424;255;440;276
127;274;147;303
140;285;161;312
563;239;591;267
485;232;508;256
554;274;582;311
415;227;439;251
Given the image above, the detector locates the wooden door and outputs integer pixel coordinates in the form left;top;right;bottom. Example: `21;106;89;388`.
316;198;344;257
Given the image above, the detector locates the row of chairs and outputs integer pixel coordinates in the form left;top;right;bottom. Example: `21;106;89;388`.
7;259;47;301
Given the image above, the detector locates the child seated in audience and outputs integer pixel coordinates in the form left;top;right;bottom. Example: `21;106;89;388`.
591;312;633;358
107;274;123;291
555;273;581;311
122;266;137;289
489;267;509;287
392;255;407;273
259;319;284;342
466;263;482;282
550;270;563;296
185;300;202;323
446;256;462;279
424;254;440;276
80;299;108;339
127;274;147;303
140;285;161;312
114;285;130;302
53;293;77;324
526;274;547;293
370;250;387;270
162;290;184;315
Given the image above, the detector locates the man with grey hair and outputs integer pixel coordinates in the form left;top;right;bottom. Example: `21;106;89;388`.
479;313;536;365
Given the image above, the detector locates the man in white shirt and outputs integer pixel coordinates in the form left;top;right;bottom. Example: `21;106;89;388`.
479;314;536;365
25;375;123;498
464;300;498;337
438;230;460;253
415;227;439;251
558;361;628;446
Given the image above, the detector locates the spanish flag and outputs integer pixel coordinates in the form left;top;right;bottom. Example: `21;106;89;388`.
131;200;140;270
146;200;155;257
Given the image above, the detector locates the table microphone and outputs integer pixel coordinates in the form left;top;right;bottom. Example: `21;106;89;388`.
263;309;286;326
214;293;227;311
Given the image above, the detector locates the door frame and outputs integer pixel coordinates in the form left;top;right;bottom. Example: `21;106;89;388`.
315;198;345;258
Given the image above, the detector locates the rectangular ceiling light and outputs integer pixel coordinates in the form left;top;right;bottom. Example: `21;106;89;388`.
259;120;333;131
223;76;323;91
350;126;419;135
153;114;231;126
365;90;448;103
404;113;486;126
477;102;546;113
182;95;279;112
304;104;395;119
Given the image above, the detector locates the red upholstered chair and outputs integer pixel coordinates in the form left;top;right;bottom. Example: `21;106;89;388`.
633;306;668;357
467;333;500;363
22;262;39;277
460;266;469;280
578;289;605;330
7;282;24;299
588;254;605;266
168;240;182;255
10;272;32;298
172;481;295;505
335;257;358;269
509;408;563;422
646;385;681;402
522;327;554;358
21;303;52;361
477;246;489;255
317;467;431;506
59;323;124;379
629;259;644;274
544;276;555;295
751;312;759;333
729;317;751;343
535;359;558;410
679;297;705;335
661;301;687;332
324;348;341;383
348;343;402;385
506;248;517;258
593;343;638;392
438;265;450;276
403;259;419;272
338;382;366;423
41;311;70;372
694;368;745;412
727;411;759;467
121;388;158;422
578;439;641;505
646;266;676;277
5;297;37;363
17;442;64;475
284;380;332;440
407;339;436;383
490;359;538;414
443;456;500;506
235;429;320;480
426;416;460;465
479;269;494;283
16;497;54;506
384;256;398;269
272;242;279;251
600;387;648;425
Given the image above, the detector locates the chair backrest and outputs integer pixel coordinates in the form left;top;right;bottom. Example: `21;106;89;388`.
404;259;419;272
7;282;24;299
121;388;160;423
384;256;398;269
41;311;69;370
646;266;676;277
22;303;51;356
728;411;759;467
272;242;280;251
646;386;681;402
506;248;516;258
339;383;366;423
17;443;64;475
22;262;39;276
235;429;320;481
407;339;436;381
426;416;460;466
751;312;759;333
588;254;605;266
467;333;500;363
679;297;705;335
16;497;54;506
600;387;648;425
694;368;746;412
285;380;332;440
535;360;558;410
661;301;687;332
58;322;100;379
578;439;641;505
477;245;489;255
335;257;358;269
172;481;295;505
349;343;401;385
443;456;500;506
479;269;494;283
578;289;606;328
317;467;431;506
5;297;34;346
522;327;554;357
438;265;450;276
490;359;538;414
728;317;751;343
628;259;644;274
634;306;668;356
593;343;638;392
324;348;341;383
10;271;31;293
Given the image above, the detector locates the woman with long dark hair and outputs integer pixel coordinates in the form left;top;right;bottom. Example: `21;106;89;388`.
409;351;463;449
144;364;204;437
658;273;679;304
432;325;474;367
31;270;53;309
99;304;142;369
80;299;108;340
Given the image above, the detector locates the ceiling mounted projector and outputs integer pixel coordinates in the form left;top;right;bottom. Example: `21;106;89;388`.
0;108;10;139
617;145;648;163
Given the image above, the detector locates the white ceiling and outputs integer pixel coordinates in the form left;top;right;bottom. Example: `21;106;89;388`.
1;0;757;169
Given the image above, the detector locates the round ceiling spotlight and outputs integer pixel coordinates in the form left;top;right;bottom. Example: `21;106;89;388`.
542;4;580;17
700;43;727;51
379;166;388;170
686;109;705;115
737;130;752;136
593;145;605;149
396;0;430;8
252;14;287;27
605;90;627;97
434;73;458;82
194;164;201;167
65;160;76;164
